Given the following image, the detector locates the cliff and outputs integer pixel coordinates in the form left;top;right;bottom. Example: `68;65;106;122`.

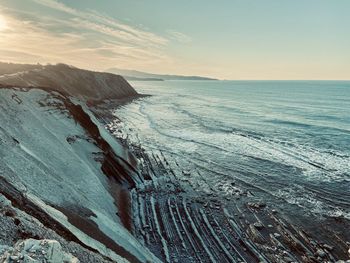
0;86;159;263
0;63;138;102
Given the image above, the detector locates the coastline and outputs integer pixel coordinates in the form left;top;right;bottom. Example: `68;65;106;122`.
1;78;349;262
93;98;350;263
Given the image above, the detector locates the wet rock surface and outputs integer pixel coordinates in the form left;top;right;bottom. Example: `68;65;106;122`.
1;82;349;263
96;104;350;263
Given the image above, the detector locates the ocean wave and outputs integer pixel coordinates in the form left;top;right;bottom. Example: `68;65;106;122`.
113;81;350;223
266;118;350;134
121;99;350;183
275;185;350;220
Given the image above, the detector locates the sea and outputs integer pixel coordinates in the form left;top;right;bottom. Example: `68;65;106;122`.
112;80;350;225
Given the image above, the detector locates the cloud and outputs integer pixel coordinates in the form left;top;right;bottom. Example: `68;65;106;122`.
167;30;192;43
31;0;78;15
31;0;168;46
0;0;172;70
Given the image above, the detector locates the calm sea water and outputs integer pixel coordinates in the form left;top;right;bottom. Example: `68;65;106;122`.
114;80;350;220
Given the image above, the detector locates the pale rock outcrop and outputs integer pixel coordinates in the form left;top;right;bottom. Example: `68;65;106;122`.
0;239;79;263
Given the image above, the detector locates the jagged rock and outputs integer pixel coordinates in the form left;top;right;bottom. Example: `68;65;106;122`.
247;202;266;209
283;256;294;262
253;222;264;230
315;248;326;258
273;233;281;238
248;224;265;244
0;239;79;263
321;244;334;251
0;195;11;208
0;246;12;257
0;194;115;262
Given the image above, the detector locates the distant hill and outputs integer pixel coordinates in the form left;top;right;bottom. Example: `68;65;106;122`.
106;68;218;81
124;76;164;81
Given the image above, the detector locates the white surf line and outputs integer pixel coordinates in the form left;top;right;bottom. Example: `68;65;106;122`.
150;195;170;263
182;198;217;263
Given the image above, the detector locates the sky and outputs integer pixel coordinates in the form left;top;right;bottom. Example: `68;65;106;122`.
0;0;349;80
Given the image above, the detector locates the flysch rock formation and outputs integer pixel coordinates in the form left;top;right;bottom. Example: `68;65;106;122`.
1;62;350;262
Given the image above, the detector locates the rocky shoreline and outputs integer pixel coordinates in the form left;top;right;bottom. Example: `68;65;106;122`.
0;63;349;263
93;100;350;263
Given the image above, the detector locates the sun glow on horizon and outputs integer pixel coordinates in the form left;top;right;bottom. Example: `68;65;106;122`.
0;1;349;80
0;15;7;31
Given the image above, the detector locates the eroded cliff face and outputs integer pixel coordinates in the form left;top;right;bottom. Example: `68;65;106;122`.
0;63;138;102
0;86;159;263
